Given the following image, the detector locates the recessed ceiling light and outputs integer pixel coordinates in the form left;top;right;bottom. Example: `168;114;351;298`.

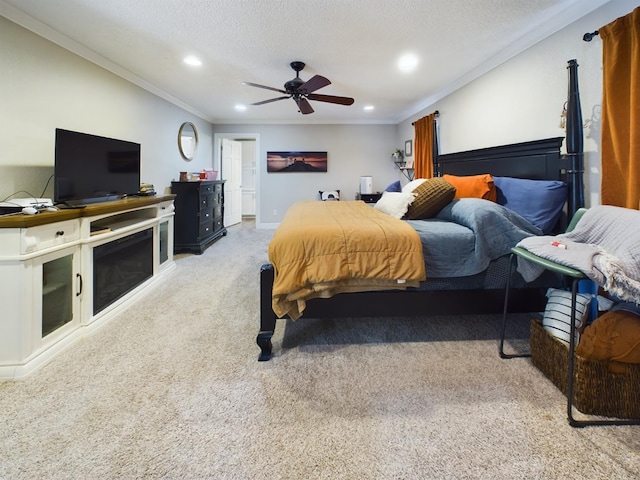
364;105;374;111
397;53;418;73
235;104;247;112
184;56;202;67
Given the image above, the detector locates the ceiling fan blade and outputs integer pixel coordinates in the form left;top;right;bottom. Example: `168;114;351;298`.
294;97;314;114
307;93;355;106
242;82;287;94
297;75;331;94
251;96;289;106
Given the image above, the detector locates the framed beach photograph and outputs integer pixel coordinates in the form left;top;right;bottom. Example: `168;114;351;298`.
267;151;328;173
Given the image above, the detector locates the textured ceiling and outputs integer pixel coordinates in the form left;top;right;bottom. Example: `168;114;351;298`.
2;0;610;124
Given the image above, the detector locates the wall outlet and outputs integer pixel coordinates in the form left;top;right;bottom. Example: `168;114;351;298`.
273;209;278;216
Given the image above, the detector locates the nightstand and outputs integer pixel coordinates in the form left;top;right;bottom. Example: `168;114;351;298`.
356;192;382;204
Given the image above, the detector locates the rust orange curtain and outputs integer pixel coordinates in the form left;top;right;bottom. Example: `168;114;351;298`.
413;113;437;179
600;6;640;209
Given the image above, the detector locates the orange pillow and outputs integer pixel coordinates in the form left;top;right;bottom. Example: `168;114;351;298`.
576;310;640;372
443;174;497;202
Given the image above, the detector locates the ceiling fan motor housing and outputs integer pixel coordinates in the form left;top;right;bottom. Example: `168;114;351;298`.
285;78;304;92
285;61;306;92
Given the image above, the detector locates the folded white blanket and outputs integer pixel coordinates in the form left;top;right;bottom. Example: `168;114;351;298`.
516;205;640;304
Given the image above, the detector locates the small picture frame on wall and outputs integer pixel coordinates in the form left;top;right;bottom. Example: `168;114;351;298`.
405;140;413;157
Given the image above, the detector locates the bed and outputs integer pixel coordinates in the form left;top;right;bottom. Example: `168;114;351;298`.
257;136;580;361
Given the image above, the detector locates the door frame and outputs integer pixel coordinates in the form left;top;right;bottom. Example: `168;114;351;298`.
213;133;261;226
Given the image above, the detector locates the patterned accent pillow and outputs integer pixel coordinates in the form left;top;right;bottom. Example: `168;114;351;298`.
542;288;591;345
405;178;456;219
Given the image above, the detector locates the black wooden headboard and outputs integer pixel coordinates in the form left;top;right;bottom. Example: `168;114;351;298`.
436;136;572;229
436;137;565;181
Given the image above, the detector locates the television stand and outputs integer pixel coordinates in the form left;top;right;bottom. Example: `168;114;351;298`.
0;195;175;380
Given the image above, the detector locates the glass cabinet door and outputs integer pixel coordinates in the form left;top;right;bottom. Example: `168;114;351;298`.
34;246;81;343
159;220;169;265
42;254;74;337
157;217;173;271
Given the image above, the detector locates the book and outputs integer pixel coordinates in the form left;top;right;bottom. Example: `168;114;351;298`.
90;226;111;236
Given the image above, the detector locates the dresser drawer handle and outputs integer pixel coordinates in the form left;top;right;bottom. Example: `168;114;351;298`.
56;231;64;236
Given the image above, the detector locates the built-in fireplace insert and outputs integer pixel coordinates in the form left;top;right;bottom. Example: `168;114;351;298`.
93;228;153;315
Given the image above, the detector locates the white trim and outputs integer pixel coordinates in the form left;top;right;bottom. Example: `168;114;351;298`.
214;133;261;226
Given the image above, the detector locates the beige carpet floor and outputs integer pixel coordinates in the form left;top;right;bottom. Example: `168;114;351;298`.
0;220;638;479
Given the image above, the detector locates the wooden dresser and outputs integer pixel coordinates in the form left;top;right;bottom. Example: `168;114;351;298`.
171;180;226;254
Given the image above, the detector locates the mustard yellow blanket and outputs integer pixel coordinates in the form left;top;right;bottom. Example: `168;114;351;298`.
269;201;426;319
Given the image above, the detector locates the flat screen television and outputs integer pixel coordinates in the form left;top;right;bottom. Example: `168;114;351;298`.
54;128;141;206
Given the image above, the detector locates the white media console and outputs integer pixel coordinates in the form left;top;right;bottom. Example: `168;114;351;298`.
0;196;175;380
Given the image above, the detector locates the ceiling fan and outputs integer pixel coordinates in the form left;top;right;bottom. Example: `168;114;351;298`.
242;61;355;114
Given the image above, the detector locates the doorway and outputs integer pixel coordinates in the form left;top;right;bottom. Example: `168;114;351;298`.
214;133;260;227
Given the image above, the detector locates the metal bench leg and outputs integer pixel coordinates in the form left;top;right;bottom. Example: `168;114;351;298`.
500;253;531;359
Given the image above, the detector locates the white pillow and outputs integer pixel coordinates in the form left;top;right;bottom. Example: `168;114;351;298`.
542;288;591;345
402;178;426;193
374;191;416;219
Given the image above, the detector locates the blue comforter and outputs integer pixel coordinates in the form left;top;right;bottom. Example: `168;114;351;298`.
406;198;542;278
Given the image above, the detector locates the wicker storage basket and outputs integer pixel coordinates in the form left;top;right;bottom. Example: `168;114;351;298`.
530;318;640;419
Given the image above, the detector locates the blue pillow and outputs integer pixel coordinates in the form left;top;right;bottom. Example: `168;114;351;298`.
493;177;567;234
384;180;402;192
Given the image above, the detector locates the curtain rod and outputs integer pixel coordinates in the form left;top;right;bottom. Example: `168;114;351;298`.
411;110;439;126
583;30;599;42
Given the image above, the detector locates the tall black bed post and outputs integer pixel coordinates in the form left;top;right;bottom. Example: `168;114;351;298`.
566;59;585;218
432;111;440;176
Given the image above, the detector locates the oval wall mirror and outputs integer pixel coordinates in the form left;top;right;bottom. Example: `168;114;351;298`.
178;122;198;161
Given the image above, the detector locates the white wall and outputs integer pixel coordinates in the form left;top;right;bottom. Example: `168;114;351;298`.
0;16;214;201
398;0;638;208
213;124;402;225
